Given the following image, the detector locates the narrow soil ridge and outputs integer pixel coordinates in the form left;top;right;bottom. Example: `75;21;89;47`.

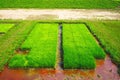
55;23;63;71
0;9;120;20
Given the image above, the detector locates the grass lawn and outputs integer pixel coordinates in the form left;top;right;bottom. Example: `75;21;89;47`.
9;23;58;68
0;0;119;9
63;24;105;69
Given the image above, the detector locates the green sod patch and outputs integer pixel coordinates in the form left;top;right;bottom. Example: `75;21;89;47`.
9;23;58;68
63;24;105;69
0;24;14;33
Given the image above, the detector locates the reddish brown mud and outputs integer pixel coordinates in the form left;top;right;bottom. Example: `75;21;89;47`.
0;55;120;80
15;48;29;55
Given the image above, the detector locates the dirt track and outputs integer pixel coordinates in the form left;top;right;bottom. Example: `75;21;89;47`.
0;9;120;20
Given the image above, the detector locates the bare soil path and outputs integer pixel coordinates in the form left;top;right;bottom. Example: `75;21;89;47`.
0;9;120;20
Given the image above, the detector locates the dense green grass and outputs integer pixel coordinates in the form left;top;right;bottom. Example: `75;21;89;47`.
0;0;119;9
0;24;14;33
87;20;120;73
63;24;105;69
9;23;58;68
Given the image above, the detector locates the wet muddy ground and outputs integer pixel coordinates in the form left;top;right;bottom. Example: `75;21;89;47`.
0;55;119;80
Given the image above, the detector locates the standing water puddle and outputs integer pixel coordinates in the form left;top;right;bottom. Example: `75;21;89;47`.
0;55;119;80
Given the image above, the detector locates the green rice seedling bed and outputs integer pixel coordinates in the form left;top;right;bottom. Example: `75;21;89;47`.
63;24;105;69
0;23;14;33
9;23;58;68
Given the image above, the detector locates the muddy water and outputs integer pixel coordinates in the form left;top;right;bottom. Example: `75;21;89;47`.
0;55;120;80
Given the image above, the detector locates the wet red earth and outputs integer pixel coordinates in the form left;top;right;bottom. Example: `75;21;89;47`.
0;55;120;80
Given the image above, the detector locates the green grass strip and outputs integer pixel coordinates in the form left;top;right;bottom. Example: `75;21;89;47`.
63;24;105;69
9;23;58;68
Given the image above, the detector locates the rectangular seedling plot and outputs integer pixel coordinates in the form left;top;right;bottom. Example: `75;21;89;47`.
63;24;105;69
9;23;58;68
